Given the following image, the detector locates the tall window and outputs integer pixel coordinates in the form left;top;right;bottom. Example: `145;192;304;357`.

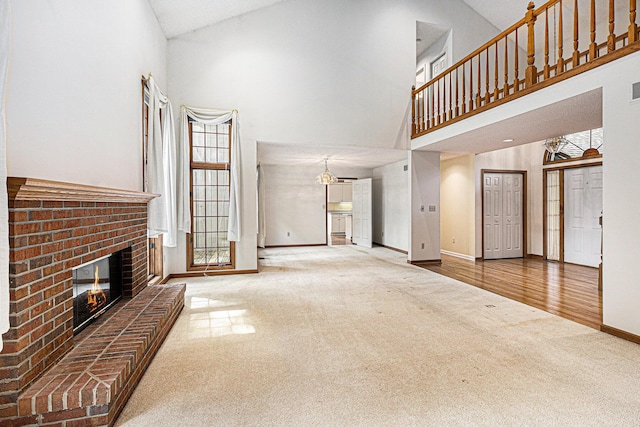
142;78;162;283
188;120;235;270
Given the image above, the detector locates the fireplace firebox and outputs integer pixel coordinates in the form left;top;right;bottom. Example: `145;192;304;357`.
73;250;124;333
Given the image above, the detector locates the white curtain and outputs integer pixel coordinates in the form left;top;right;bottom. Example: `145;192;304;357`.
178;106;241;242
146;77;178;247
0;0;11;352
257;164;266;248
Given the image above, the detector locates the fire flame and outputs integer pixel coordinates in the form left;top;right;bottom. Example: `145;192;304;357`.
87;265;106;311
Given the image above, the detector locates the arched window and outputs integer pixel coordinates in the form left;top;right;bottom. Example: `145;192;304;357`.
544;128;603;164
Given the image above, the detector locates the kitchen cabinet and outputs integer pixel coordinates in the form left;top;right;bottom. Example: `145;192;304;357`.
330;214;346;234
328;183;353;203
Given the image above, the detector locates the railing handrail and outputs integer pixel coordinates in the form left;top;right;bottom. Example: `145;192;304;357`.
413;16;528;95
411;0;640;138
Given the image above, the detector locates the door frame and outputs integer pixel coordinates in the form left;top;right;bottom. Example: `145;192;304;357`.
543;161;603;262
481;169;527;260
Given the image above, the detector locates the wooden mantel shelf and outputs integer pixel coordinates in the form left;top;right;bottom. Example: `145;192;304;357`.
7;177;159;203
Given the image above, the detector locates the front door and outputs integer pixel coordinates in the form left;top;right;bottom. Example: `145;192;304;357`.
564;166;602;267
483;172;524;260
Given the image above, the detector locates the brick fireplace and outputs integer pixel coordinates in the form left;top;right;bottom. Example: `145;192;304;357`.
0;178;184;426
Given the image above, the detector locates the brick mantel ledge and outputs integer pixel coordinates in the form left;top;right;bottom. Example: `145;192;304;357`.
8;177;159;203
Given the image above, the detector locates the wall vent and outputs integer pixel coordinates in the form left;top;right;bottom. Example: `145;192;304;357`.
633;82;640;100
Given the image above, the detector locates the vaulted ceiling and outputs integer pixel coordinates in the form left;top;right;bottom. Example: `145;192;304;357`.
148;0;524;39
148;0;287;38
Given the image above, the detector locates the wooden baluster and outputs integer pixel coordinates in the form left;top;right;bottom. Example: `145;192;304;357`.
544;7;551;79
419;92;424;132
630;0;638;43
462;64;467;115
441;77;445;123
476;53;481;106
435;79;440;126
431;81;436;127
423;90;429;130
485;47;490;103
514;29;520;91
589;0;597;60
557;0;564;74
525;1;538;87
504;35;509;96
494;42;500;100
455;67;460;117
422;91;427;131
608;0;616;52
411;86;417;135
573;0;580;67
468;59;474;111
448;72;453;120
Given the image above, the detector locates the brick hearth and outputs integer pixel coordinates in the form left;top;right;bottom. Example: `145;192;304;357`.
0;178;182;426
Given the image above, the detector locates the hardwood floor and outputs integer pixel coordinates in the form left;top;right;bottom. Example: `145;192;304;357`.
330;234;352;246
417;255;602;329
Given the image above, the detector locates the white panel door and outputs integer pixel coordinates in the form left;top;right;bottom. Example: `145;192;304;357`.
352;178;372;248
484;173;524;260
503;173;523;258
564;166;602;267
484;174;503;259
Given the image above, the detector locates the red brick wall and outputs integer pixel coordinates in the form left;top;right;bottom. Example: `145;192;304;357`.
0;200;148;422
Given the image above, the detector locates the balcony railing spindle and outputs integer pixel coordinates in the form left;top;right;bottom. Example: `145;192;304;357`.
573;0;580;66
558;0;565;73
589;0;598;60
631;0;638;42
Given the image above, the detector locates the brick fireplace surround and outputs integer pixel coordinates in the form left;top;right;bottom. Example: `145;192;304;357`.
0;178;185;426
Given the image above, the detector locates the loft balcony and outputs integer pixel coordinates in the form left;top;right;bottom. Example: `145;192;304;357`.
411;0;640;139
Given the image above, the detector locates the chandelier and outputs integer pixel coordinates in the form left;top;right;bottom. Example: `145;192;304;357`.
543;136;568;154
316;158;338;185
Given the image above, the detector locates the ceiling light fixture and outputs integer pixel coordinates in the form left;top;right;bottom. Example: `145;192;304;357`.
502;138;514;143
316;158;338;185
543;136;569;154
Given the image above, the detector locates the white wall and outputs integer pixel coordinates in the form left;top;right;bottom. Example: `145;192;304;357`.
264;164;327;246
167;0;500;152
475;142;545;257
409;151;440;261
7;0;167;191
262;164;372;247
440;154;475;258
372;158;410;252
600;55;640;336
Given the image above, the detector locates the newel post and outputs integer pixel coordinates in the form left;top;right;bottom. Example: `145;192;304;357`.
525;2;538;88
411;85;417;136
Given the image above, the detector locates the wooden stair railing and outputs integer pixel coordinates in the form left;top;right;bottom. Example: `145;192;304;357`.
412;0;640;139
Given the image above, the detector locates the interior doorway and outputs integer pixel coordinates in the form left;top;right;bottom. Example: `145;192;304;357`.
482;170;526;260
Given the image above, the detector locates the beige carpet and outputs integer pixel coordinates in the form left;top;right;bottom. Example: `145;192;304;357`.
116;246;640;426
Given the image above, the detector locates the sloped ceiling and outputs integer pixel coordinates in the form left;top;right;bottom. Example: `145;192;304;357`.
148;0;286;38
148;0;525;40
459;0;531;32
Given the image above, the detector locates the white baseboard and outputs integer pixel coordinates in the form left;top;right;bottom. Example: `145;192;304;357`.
440;249;476;261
